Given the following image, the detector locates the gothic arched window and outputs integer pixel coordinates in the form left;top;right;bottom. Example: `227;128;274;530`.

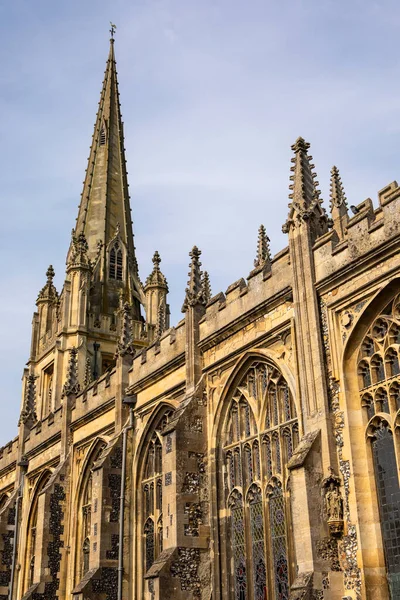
141;409;173;576
222;361;297;600
23;471;51;593
358;297;400;597
109;242;123;281
77;443;105;583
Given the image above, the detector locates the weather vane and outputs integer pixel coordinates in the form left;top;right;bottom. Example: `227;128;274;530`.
110;22;117;39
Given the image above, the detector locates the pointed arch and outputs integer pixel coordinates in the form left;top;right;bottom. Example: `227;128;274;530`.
74;437;108;585
343;278;400;597
136;402;175;591
22;469;52;592
214;351;296;600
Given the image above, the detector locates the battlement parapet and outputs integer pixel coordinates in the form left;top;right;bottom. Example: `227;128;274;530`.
314;181;400;284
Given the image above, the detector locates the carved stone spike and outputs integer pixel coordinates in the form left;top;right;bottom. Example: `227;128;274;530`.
62;347;80;397
116;302;135;356
182;246;206;312
202;270;212;303
254;224;271;268
19;374;38;425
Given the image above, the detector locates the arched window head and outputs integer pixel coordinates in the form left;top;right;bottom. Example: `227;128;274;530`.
141;409;174;577
109;242;123;281
358;295;400;596
221;360;296;599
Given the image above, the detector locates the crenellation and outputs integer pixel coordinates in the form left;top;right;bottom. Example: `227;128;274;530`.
2;37;400;600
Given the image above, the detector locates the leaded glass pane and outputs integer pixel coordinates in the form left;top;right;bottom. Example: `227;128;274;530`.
372;424;400;598
231;499;247;600
270;487;289;600
249;487;266;600
144;518;155;572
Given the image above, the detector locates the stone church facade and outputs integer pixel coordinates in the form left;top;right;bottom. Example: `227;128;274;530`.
0;36;399;600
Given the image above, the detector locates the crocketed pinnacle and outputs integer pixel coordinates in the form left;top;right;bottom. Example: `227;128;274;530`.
254;225;271;269
84;357;93;388
330;166;348;211
155;301;166;339
62;347;80;397
283;137;329;235
74;37;137;268
116;302;135;357
330;166;349;239
19;374;37;425
202;271;212;304
37;265;58;303
67;229;91;270
144;251;168;291
182;246;206;312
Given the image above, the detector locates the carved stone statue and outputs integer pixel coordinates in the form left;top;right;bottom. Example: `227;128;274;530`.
325;482;343;521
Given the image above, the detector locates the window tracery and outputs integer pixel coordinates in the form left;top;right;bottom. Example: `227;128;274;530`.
109;242;123;281
358;296;400;597
141;409;173;575
222;361;296;600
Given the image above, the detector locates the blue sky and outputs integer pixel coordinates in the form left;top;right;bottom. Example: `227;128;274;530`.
0;0;399;445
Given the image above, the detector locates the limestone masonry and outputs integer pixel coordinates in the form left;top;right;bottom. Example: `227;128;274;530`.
0;36;399;600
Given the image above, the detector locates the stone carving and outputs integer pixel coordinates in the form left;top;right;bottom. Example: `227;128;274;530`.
322;471;344;536
202;271;212;303
165;435;172;454
328;377;361;598
252;224;271;273
165;472;172;486
170;547;201;597
19;374;38;425
68;230;91;269
62;347;80;397
182;246;207;312
116;303;135;357
84;357;93;387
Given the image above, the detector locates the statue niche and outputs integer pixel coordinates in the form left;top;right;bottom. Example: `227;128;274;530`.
322;471;344;537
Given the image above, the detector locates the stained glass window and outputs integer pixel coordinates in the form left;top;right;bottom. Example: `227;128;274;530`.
222;361;296;600
249;485;267;600
229;490;247;600
357;297;400;598
371;423;400;597
144;518;155;572
269;485;289;600
141;410;173;576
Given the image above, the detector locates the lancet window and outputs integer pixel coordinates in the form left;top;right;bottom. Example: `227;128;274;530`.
358;296;400;597
141;409;173;575
223;361;297;600
23;472;51;592
109;242;123;281
77;443;105;582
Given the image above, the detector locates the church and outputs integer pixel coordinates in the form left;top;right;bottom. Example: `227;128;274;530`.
0;31;399;600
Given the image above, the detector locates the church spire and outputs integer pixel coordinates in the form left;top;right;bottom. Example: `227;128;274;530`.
75;35;135;261
73;33;142;319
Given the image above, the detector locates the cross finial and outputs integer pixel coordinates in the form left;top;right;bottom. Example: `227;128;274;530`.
110;22;117;40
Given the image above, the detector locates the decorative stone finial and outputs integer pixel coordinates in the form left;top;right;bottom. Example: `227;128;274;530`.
62;347;80;397
202;271;212;304
68;230;91;270
182;246;206;312
116;303;135;357
283;137;330;236
155;302;166;339
84;357;93;387
37;265;58;303
144;251;168;291
254;225;271;269
19;374;38;425
330;166;348;210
